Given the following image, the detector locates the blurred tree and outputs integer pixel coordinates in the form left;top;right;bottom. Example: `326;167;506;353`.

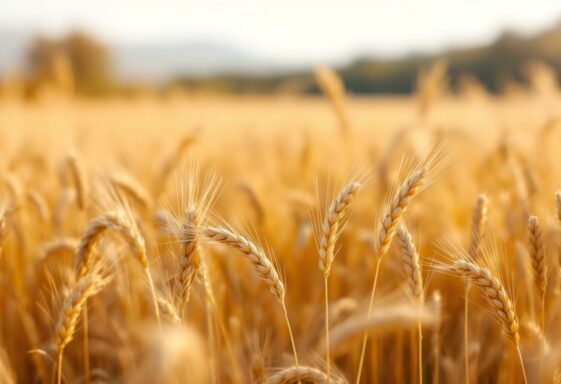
27;31;112;95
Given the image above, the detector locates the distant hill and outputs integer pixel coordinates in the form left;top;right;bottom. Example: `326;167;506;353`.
173;21;561;94
0;33;276;81
111;41;277;82
0;29;32;74
1;20;561;94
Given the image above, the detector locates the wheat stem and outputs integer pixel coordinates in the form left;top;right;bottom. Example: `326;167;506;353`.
324;277;331;383
56;349;63;384
282;302;299;367
83;305;90;384
356;257;382;383
464;284;470;384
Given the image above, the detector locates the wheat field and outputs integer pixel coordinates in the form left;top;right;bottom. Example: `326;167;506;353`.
0;67;561;384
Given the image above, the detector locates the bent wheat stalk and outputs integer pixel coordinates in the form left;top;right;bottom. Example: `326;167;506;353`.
321;300;437;358
201;226;299;367
74;210;161;382
451;260;527;384
74;211;158;320
55;273;109;384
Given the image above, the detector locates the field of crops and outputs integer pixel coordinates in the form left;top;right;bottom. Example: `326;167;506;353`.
0;69;560;383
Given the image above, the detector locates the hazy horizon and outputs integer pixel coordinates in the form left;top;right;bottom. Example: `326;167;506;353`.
1;0;561;69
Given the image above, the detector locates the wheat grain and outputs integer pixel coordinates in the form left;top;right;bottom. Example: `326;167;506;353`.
202;226;284;302
178;208;201;310
528;216;547;299
55;272;109;384
318;181;361;277
468;194;488;258
451;260;520;344
396;225;423;302
376;168;427;258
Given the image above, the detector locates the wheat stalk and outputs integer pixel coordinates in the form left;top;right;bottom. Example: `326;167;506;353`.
75;211;146;278
318;181;361;383
201;226;298;366
396;226;424;302
314;66;349;135
156;133;198;196
0;210;8;260
178;208;201;313
202;226;284;301
2;174;23;208
26;190;50;225
157;294;181;325
464;193;489;383
74;209;161;379
431;291;442;384
237;181;265;225
528;216;547;299
67;154;88;210
356;166;429;383
38;237;78;261
396;225;424;384
319;182;362;277
110;172;152;211
55;272;109;384
555;191;561;223
451;260;519;343
321;300;437;358
468;194;488;258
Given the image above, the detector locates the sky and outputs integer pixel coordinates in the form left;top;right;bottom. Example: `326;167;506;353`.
1;0;561;67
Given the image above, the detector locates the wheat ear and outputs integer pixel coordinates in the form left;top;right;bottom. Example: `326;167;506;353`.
452;260;519;343
75;211;146;278
319;182;362;277
396;225;424;302
157;294;181;325
451;259;527;382
39;237;78;261
178;208;201;313
467;194;488;258
55;273;109;384
528;216;547;300
67;154;88;210
26;190;50;224
318;181;361;383
528;215;547;336
314;66;349;135
202;227;284;301
0;210;8;260
356;167;428;383
201;226;298;366
111;173;152;211
267;366;333;384
396;225;424;384
75;210;160;329
464;193;489;383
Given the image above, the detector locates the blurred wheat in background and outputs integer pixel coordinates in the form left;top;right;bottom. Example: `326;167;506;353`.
2;2;561;383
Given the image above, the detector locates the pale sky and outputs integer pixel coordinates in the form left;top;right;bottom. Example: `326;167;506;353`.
1;0;561;66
